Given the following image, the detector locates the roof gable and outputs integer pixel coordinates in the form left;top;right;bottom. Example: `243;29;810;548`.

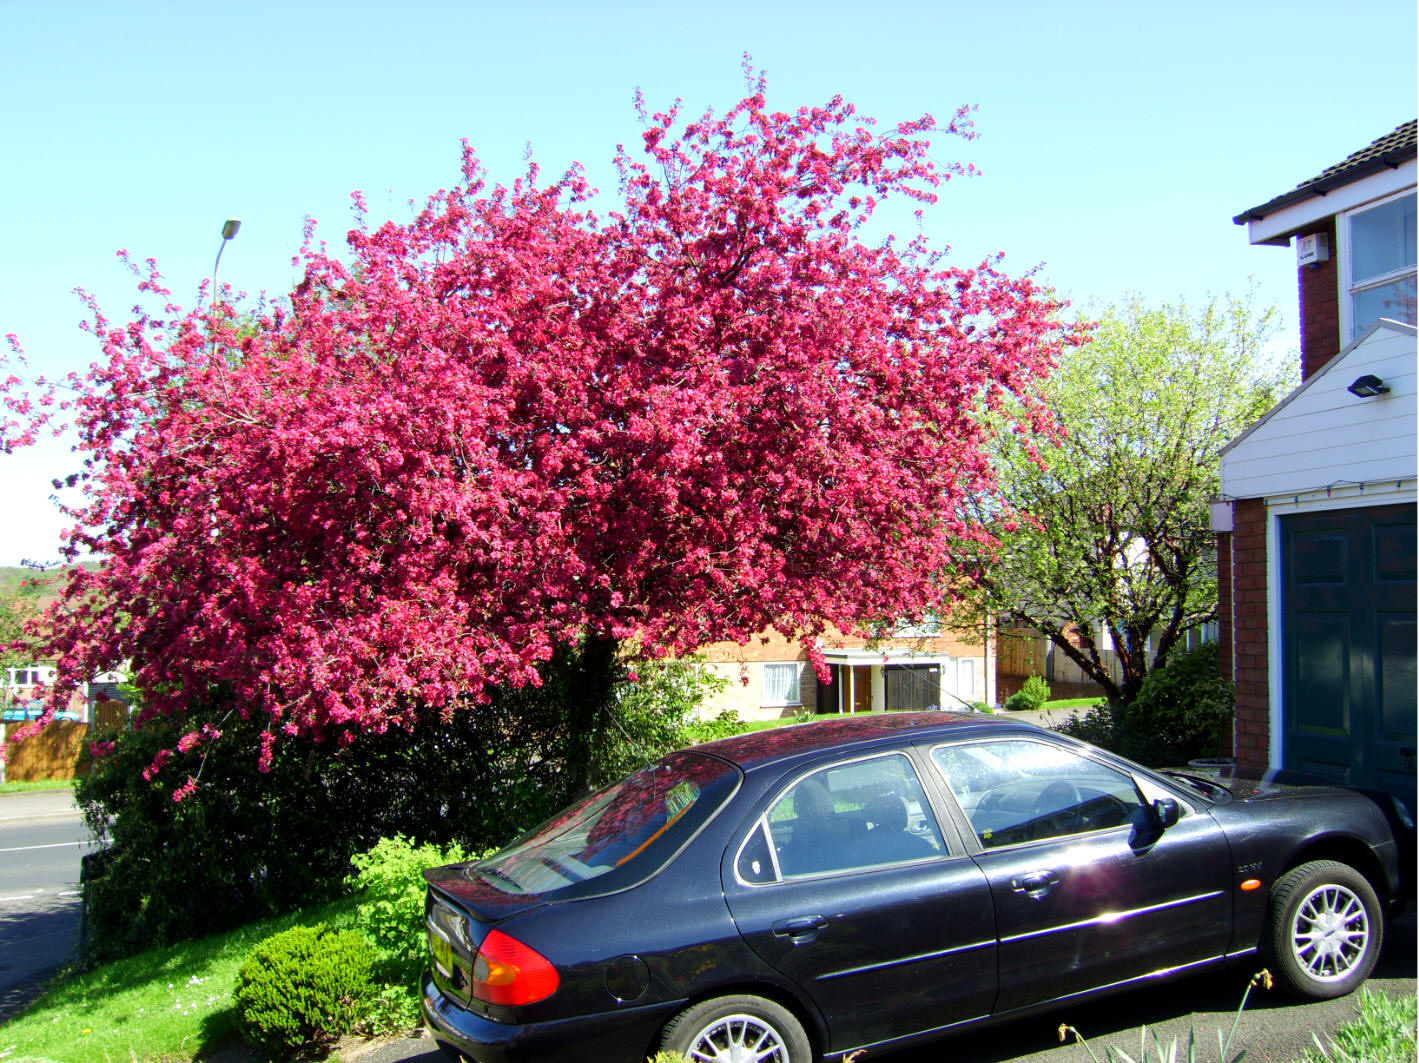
1233;120;1416;225
1220;319;1417;500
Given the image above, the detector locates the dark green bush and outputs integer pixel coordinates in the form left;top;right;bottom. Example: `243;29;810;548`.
77;646;725;964
233;923;375;1055
1056;642;1233;766
77;699;562;964
1128;641;1233;764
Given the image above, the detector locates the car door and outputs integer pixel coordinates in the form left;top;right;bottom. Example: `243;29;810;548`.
927;737;1233;1014
721;751;997;1054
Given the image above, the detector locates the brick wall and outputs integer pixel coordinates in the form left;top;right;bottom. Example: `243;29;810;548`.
1230;498;1271;773
1216;529;1233;687
1298;218;1340;380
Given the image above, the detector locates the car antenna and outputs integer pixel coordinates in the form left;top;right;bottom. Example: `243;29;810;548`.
606;708;656;773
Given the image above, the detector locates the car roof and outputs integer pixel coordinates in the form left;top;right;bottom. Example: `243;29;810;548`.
690;711;1043;772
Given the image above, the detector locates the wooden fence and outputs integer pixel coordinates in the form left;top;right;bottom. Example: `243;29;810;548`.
2;699;128;782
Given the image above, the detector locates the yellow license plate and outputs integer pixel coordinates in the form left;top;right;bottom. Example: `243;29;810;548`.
430;931;454;976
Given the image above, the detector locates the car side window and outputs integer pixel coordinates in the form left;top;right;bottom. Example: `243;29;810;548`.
930;740;1145;849
749;753;944;881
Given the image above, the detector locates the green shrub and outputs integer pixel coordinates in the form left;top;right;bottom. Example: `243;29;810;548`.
1056;643;1233;766
593;654;732;780
1004;675;1050;711
1056;703;1117;748
233;923;375;1056
76;647;727;965
684;709;750;744
348;836;471;995
76;701;561;964
1129;642;1233;764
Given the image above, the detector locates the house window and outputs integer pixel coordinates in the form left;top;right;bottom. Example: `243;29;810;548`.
892;615;943;638
1344;192;1417;341
763;663;801;707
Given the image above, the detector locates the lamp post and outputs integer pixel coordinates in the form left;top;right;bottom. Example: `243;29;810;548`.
209;217;241;307
206;218;241;357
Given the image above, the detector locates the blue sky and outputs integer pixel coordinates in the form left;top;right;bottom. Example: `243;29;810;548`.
1;0;1414;566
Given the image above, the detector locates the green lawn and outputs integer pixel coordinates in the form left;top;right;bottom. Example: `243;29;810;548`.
0;898;357;1063
1041;697;1106;711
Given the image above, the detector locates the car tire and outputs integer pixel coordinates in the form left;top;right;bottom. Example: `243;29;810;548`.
1261;859;1383;1000
660;993;811;1063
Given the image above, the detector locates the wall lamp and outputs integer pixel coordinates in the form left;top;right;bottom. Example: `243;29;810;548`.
1346;374;1390;398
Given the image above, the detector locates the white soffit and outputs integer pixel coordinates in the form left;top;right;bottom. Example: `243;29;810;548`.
1220;320;1417;500
1245;161;1416;246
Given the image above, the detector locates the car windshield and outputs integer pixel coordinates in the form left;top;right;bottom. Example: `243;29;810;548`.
468;750;739;895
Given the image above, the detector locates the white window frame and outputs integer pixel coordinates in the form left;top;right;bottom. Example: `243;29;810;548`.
1339;188;1418;344
762;662;802;707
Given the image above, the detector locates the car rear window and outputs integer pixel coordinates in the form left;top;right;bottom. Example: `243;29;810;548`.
467;749;739;895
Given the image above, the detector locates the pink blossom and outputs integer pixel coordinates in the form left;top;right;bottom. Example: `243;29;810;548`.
142;749;173;781
0;69;1074;768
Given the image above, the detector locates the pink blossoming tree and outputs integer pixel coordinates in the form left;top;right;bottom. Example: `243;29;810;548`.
3;73;1075;784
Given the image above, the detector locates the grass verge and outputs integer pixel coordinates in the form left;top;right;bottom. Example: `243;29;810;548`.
0;897;357;1063
0;779;76;795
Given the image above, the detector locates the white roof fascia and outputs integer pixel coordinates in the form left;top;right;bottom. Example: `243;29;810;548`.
820;647;951;666
1244;160;1416;246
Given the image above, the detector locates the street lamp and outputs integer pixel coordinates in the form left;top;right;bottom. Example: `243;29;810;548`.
206;218;241;357
209;217;241;306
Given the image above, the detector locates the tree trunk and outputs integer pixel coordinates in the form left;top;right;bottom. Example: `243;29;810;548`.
558;632;621;795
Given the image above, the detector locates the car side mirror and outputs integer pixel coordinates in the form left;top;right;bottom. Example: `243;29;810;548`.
1152;798;1180;829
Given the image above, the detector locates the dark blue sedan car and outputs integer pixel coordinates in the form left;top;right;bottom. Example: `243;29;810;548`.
423;712;1402;1063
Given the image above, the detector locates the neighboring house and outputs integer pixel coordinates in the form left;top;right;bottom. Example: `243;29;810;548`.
2;663;121;722
697;619;994;722
1217;120;1416;815
4;663;56;694
2;663;57;713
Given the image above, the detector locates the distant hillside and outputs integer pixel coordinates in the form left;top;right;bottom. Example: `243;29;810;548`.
0;564;98;606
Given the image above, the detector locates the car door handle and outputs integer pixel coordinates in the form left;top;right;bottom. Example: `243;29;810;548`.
772;916;828;939
1010;870;1060;899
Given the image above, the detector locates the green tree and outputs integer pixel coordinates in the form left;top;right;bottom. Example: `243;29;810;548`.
964;294;1292;706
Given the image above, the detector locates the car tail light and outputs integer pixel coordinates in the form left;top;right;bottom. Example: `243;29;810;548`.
471;928;559;1006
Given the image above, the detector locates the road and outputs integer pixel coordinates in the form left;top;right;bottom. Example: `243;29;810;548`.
0;788;99;1023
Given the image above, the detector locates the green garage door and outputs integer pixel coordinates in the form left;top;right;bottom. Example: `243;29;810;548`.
1281;503;1416;815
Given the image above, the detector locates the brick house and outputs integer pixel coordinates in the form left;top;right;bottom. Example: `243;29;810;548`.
697;620;993;723
1216;120;1416;815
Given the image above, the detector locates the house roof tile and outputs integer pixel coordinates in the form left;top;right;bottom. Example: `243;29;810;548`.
1232;120;1416;225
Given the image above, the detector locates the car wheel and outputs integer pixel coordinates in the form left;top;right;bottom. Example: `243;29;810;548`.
1262;860;1383;1000
660;994;811;1063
